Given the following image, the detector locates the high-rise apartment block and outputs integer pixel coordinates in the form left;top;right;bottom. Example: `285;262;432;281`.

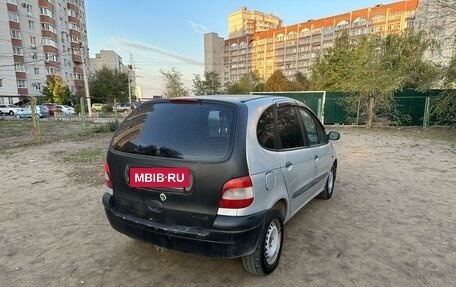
228;7;282;38
0;0;88;104
205;0;419;84
89;50;136;101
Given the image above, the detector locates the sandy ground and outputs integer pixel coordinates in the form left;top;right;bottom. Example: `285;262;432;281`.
1;128;455;287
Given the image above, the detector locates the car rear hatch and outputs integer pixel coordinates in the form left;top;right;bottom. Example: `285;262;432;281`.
107;99;248;229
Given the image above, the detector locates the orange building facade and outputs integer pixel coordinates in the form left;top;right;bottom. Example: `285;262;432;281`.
220;0;418;83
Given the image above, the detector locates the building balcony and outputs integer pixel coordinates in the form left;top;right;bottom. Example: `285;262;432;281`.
40;15;56;26
18;88;28;95
72;54;82;63
38;0;54;10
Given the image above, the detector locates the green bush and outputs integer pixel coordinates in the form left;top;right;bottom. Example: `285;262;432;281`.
93;120;119;133
74;104;88;114
101;104;113;113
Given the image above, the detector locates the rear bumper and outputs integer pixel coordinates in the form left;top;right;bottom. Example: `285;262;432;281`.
102;192;266;258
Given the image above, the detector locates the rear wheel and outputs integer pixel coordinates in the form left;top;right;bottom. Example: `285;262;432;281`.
242;209;283;275
9;110;14;116
317;164;336;200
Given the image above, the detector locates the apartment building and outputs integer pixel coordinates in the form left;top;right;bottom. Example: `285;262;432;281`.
205;0;418;84
415;0;456;67
89;50;136;101
228;7;282;38
0;0;88;104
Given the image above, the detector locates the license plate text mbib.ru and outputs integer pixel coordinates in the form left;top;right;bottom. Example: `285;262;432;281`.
129;167;190;188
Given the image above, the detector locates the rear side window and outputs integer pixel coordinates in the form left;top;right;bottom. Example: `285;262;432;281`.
257;106;275;149
112;101;235;160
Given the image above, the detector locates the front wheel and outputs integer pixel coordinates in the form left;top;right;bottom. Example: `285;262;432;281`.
15;114;21;119
242;209;283;275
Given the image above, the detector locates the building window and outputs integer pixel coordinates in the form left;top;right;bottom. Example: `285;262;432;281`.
7;0;18;5
388;23;401;30
46;67;55;75
42;38;57;47
70;23;80;31
30;36;36;45
17;80;27;88
10;29;21;39
44;53;57;61
371;15;385;24
41;23;57;34
12;46;23;55
26;4;33;15
34;68;40;75
39;7;54;18
30;52;37;60
389;13;402;20
15;63;25;72
28;21;34;29
8;12;19;22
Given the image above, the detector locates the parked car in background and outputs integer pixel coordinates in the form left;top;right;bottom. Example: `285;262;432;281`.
0;104;22;116
15;105;49;118
42;103;58;116
92;103;105;112
54;104;75;115
102;95;340;275
115;103;130;112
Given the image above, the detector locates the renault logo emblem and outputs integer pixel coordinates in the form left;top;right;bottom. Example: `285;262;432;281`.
159;193;167;201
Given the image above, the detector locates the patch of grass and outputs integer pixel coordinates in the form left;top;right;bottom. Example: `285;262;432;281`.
92;120;120;133
63;148;107;186
0;119;115;150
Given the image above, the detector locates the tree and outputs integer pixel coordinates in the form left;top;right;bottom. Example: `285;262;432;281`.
311;31;439;128
291;71;312;91
431;55;456;124
192;71;222;95
41;74;71;104
226;72;264;94
264;70;293;91
89;67;129;104
160;67;188;97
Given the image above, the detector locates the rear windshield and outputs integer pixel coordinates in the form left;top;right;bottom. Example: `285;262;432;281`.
112;101;236;160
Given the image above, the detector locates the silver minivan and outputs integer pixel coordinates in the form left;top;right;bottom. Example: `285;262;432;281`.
102;95;340;275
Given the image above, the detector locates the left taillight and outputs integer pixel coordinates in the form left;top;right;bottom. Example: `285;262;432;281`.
219;176;254;209
104;162;112;188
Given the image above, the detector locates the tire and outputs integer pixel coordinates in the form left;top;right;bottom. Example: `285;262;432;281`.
242;209;283;275
317;164;336;200
15;114;21;119
9;110;14;116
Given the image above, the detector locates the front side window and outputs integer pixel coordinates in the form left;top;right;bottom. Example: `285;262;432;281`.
299;108;327;146
299;108;319;146
277;106;304;149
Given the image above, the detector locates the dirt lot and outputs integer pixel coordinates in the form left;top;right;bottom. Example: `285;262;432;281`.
1;126;455;286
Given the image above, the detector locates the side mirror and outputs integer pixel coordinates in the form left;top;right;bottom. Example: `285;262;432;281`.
328;131;340;141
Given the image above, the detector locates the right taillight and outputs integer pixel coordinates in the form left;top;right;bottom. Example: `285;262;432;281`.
104;162;112;189
219;176;254;209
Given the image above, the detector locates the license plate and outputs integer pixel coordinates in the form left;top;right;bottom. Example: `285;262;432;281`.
129;167;190;188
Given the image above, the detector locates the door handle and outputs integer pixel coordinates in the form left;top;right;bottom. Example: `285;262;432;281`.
285;161;292;168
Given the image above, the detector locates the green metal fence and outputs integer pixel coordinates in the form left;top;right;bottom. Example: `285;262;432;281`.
253;90;444;126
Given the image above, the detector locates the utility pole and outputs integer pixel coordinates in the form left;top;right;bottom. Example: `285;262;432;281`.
80;42;92;117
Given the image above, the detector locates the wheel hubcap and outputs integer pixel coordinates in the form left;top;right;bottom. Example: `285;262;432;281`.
328;169;334;194
264;219;281;265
